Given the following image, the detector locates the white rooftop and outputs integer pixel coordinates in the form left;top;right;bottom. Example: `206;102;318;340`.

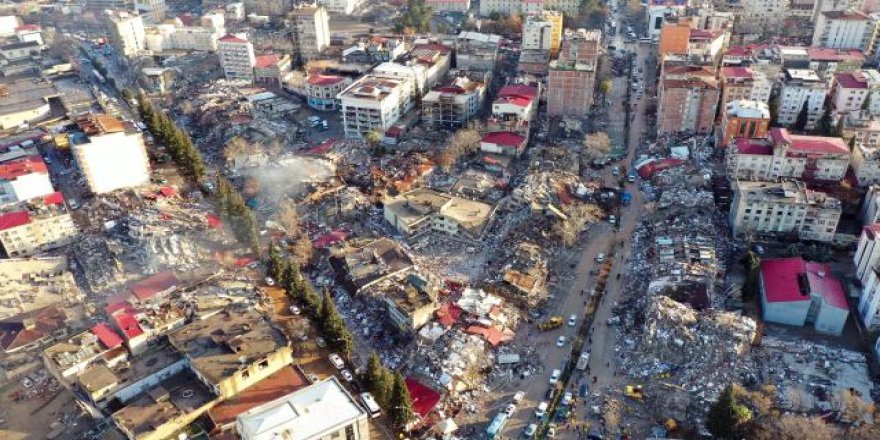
236;377;367;440
786;69;821;82
726;99;770;119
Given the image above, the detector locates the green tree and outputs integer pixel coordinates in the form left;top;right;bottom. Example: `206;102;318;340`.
389;372;415;431
793;100;810;132
121;88;134;103
394;0;433;33
365;352;393;407
707;384;753;439
600;79;613;95
811;102;834;136
741;251;761;300
768;97;779;126
266;242;283;281
365;129;382;148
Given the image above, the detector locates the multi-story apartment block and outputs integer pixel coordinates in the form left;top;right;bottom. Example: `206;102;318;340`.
144;21;222;53
106;10;145;58
319;0;364;14
0;155;54;206
777;69;829;129
71;114;150;194
730;179;841;242
546;29;601;117
338;74;413;138
421;70;489;129
657;64;720;135
522;10;562;57
478;0;580;16
718;100;771;148
831;69;880;118
853;141;880;185
646;0;692;39
426;0;470;13
0;193;77;257
726;127;851;181
719;66;773;109
253;54;291;87
812;9;879;54
455;31;501;72
843;110;880;145
135;0;165;22
853;223;880;327
488;83;538;136
807;46;867;76
289;5;330;62
236;378;370;440
384;188;495;241
658;20;727;65
243;0;292;16
374;44;452;94
306;74;351;111
218;33;255;81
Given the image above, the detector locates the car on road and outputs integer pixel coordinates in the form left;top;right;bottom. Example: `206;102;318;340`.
341;370;354;382
316;337;327;347
513;391;525;403
504;403;516;416
611;165;620;176
328;353;345;369
524;424;537;437
562;392;573;405
289;305;301;315
535;401;548;418
556;336;567;347
549;369;561;384
609;215;617;225
596;253;606;263
547;426;557;438
265;277;275;286
568;314;577;326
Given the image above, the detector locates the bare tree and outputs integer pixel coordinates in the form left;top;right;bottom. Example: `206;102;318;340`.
275;199;301;234
223;136;264;161
775;414;842;440
265;139;284;157
837;389;874;424
438;124;482;171
288;235;313;267
179;99;195;116
554;203;603;246
603;399;622;435
583;132;612;158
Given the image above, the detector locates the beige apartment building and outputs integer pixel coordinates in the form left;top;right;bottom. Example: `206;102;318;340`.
0;195;77;257
289;5;330;61
730;180;841;242
726;127;851;182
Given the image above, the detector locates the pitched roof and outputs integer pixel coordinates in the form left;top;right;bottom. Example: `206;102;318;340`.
721;66;753;80
482;131;526;147
498;84;538;99
43;191;64;206
254;54;280;68
0;211;30;231
760;257;847;309
112;311;144;340
91;322;124;349
307;74;346;86
0;155;47;180
130;271;180;301
733;138;773;155
0;306;67;352
769;128;849;155
836;72;868;89
219;33;248;44
807;47;866;62
405;378;442;418
863;223;880;240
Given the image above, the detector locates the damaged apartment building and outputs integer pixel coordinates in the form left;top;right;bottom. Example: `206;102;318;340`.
383;187;496;242
500;242;549;303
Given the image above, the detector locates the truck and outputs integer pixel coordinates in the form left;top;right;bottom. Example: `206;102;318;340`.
620;191;632;205
486;413;509;439
576;351;590;370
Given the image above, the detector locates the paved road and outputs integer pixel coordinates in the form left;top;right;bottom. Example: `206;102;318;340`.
500;5;655;439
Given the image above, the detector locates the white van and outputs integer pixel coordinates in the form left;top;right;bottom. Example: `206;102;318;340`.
359;392;382;418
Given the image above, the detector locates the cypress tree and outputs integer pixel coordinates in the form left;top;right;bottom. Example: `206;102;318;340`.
389;372;415;431
707;384;752;439
793;100;810;132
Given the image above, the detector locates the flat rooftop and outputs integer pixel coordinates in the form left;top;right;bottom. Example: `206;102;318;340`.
78;345;182;394
112;370;216;438
236;377;368;440
0;80;57;115
168;306;289;386
339;74;406;102
341;238;414;288
208;365;309;428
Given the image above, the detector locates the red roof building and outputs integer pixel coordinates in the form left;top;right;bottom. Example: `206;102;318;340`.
405;378;442;418
130;271;181;302
91;322;124;349
727;128;851;182
0;211;30;231
760;257;849;335
0;306;68;353
0;155;47;180
480;131;527;157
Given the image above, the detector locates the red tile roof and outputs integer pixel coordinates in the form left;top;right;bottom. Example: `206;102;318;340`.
405;378;441;418
835;72;868;89
807;47;865;62
307;74;346;86
254;54;280;68
498;84;537;99
15;24;40;32
112;311;144;340
313;229;349;248
0;306;67;352
733;138;773;155
0;155;47;180
863;223;880;240
219;34;248;44
822;9;870;20
43;191;64;206
436;303;461;327
130;271;180;301
482;131;526;147
0;211;30;231
769;128;849;155
209;366;309;427
91;322;124;349
465;324;514;346
760;257;847;309
721;66;753;80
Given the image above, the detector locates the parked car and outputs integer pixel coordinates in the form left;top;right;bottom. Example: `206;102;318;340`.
289;305;301;315
328;353;345;369
265;277;275;286
504;403;516;416
596;253;605;263
513;391;525;403
341;370;354;382
568;314;577;327
535;401;548;418
556;336;567;347
549;369;561;384
562;392;573;406
524;424;537;437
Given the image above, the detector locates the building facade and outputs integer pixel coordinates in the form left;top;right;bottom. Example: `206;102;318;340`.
812;9;879;54
718;100;771;148
760;257;849;335
425;0;470;13
777;69;829;129
106;10;145;57
546;29;601;117
726;128;851;181
657;65;720;135
0;195;77;258
730;180;841;242
853;141;880;185
831;69;880;118
455;31;501;72
421;71;488;129
338;74;413;138
71;115;150;194
306;74;351;111
319;0;364;14
218;33;255;81
719;66;773;109
289;5;330;62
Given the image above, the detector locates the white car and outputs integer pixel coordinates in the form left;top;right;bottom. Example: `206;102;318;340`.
535;401;548;418
289;305;301;315
513;391;525;403
524;424;537;437
562;392;573;406
341;370;354;382
556;336;567;347
608;215;617;225
568;314;577;327
596;253;606;263
328;353;345;369
504;403;516;416
265;277;275;286
549;369;561;384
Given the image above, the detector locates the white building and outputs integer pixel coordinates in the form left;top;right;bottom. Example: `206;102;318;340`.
218;33;255;81
855;224;880;327
236;378;370;440
726;128;851;182
777;69;829;129
338;74;413;138
71;115;150;195
0;194;77;258
853;142;880;185
0;155;54;206
289;5;330;61
831;69;880;118
862;185;880;224
319;0;363;15
0;15;19;37
135;0;166;22
760;257;849;335
478;0;580;16
305;74;351;111
730;180;842;243
425;0;470;13
522;12;555;52
383;188;495;241
812;9;879;54
106;10;146;57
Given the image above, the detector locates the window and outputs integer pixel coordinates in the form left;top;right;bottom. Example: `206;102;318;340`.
241;369;250;380
258;359;269;370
